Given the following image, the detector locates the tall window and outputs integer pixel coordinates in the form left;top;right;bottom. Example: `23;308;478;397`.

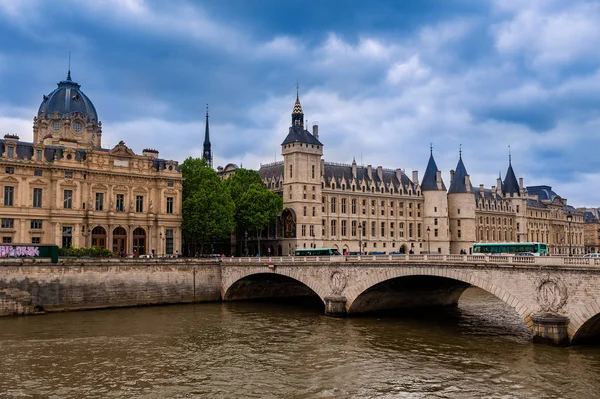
30;219;42;229
381;221;385;236
371;221;376;237
312;165;315;179
4;186;14;206
351;199;356;214
62;226;72;248
136;195;144;213
289;164;293;178
390;222;395;238
331;198;337;213
309;225;314;237
352;221;357;237
95;193;104;211
417;223;422;238
7;147;14;158
409;223;413;238
33;188;42;208
331;220;337;236
63;190;73;209
303;206;307;217
166;197;174;214
1;218;14;228
341;220;347;236
116;194;125;212
301;225;306;237
165;229;174;254
341;198;346;214
36;149;42;161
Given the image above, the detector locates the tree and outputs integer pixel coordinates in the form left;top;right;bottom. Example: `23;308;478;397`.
224;168;283;254
180;157;234;254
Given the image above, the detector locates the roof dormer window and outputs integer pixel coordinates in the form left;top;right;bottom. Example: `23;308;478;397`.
72;120;83;134
52;120;61;132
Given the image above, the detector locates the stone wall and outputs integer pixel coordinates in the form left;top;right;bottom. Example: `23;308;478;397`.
0;258;221;315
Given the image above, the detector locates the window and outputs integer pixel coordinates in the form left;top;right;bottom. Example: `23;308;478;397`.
63;190;73;209
167;181;174;187
34;169;42;176
371;221;376;237
289;164;293;178
165;229;174;254
312;207;315;217
4;186;14;206
166;197;174;214
341;220;347;236
64;171;73;178
5;167;14;174
2;237;11;244
36;149;43;161
341;198;346;214
409;223;413;238
303;206;307;217
116;194;125;212
1;218;14;229
7;147;14;158
458;230;462;238
95;193;104;211
331;198;337;213
33;188;42;208
62;227;72;248
381;221;385;236
417;223;421;238
309;225;314;237
352;220;357;236
434;228;438;237
136;195;144;213
351;199;356;214
390;222;395;237
312;165;315;179
301;225;306;237
458;209;461;215
331;220;337;236
30;219;42;229
434;218;438;226
31;237;41;244
457;220;461;227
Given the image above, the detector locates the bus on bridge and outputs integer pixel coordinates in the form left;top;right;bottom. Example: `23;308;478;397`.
472;242;548;256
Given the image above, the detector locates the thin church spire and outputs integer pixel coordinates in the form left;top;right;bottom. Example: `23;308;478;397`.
202;104;213;168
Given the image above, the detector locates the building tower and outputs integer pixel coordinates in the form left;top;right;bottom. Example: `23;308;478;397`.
421;146;450;254
202;105;212;168
33;70;102;148
447;149;476;254
281;88;323;255
502;152;527;243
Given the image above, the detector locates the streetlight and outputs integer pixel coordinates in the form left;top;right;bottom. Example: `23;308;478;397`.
426;226;431;254
244;230;248;257
358;221;362;255
567;213;573;257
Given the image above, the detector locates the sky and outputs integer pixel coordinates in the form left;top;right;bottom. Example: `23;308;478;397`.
1;0;600;206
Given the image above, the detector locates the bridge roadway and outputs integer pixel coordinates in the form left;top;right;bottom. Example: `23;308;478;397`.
222;254;600;346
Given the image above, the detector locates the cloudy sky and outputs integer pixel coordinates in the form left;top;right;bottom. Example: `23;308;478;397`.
1;0;600;206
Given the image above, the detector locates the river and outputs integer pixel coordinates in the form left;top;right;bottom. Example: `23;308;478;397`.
1;288;599;398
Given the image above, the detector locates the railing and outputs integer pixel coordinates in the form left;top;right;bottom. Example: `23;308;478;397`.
222;255;600;267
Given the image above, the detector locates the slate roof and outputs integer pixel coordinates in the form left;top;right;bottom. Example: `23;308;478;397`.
281;126;323;146
37;72;98;122
477;188;503;200
322;163;417;192
527;198;547;209
448;155;474;194
502;161;520;196
258;161;284;182
421;152;446;191
583;211;598;223
527;185;558;201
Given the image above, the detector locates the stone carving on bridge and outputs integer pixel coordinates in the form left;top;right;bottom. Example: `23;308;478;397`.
536;274;568;313
329;269;347;295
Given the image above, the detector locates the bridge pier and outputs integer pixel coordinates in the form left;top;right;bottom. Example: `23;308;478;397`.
324;295;347;318
531;313;570;346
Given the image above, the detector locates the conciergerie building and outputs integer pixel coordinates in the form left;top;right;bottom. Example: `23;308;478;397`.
0;71;182;256
243;92;585;256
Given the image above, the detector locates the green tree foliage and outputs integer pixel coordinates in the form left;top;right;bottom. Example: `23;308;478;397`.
224;168;283;234
180;158;235;251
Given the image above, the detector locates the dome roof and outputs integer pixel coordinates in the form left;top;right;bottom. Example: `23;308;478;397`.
38;72;98;122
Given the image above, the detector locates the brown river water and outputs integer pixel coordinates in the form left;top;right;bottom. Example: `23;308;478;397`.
1;288;600;399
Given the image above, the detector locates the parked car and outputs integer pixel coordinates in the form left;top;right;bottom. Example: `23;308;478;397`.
583;253;600;258
514;252;535;257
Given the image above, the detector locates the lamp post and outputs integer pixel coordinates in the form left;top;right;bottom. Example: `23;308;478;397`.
567;213;573;257
358;222;362;255
244;230;248;257
426;226;431;254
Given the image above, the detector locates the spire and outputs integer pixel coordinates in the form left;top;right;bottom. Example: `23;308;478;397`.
67;52;71;81
448;149;473;194
292;82;304;128
202;104;213;168
421;146;446;191
502;146;520;196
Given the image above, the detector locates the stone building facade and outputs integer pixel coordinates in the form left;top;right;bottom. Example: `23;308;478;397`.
577;207;600;253
254;94;584;256
0;71;182;256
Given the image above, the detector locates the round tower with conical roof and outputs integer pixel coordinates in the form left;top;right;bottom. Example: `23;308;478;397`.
421;147;450;254
447;151;477;254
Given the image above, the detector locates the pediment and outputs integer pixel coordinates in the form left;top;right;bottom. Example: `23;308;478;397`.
1;176;19;183
133;187;148;194
29;178;47;185
113;185;129;192
92;183;109;191
109;141;135;157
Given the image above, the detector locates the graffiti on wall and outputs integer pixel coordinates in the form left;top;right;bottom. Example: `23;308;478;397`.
0;246;40;258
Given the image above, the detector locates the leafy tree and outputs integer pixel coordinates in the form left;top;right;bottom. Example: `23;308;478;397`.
224;168;283;253
181;157;235;254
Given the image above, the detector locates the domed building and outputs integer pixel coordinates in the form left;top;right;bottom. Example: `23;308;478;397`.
0;71;182;256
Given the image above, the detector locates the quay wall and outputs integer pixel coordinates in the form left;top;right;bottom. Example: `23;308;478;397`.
0;259;222;316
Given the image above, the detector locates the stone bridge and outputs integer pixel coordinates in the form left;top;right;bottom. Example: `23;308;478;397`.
221;254;600;346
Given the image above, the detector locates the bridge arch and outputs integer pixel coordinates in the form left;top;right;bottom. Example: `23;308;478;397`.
222;268;327;303
570;299;600;344
345;266;534;331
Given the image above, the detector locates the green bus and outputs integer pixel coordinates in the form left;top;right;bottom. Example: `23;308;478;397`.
295;248;342;256
472;242;548;256
0;244;59;263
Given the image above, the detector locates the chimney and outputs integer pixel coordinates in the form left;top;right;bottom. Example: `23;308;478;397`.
412;170;418;184
142;148;159;158
367;165;372;180
519;177;524;190
320;159;325;176
377;166;383;181
497;177;502;192
450;169;455;185
436;170;442;189
395;168;402;182
465;175;471;192
352;162;357;178
312;123;319;139
491;185;496;193
479;184;484;196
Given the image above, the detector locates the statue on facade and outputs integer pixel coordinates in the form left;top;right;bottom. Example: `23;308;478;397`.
149;199;153;213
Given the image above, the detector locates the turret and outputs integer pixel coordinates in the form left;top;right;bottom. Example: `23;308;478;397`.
421;147;450;254
447;150;476;254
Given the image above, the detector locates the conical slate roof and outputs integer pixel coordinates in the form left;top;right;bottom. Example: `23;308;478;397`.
448;155;474;194
421;152;446;191
502;158;520;196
